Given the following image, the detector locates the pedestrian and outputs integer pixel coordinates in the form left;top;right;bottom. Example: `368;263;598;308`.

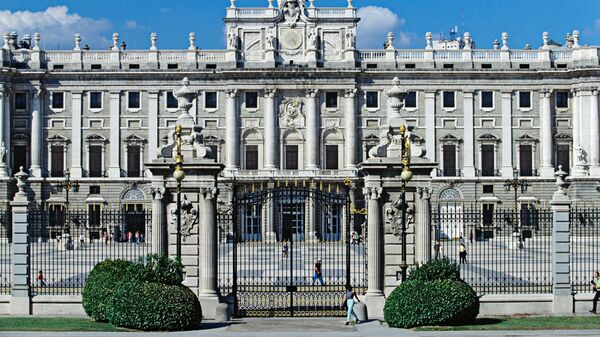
37;270;46;287
459;242;467;264
590;271;600;314
344;285;360;325
459;234;465;245
140;233;144;243
79;234;85;248
312;259;324;285
127;231;132;243
103;231;108;245
282;242;289;258
434;240;441;259
469;230;474;243
135;231;140;244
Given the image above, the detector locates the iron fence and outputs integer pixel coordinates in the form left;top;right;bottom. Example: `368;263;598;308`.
571;206;600;293
0;208;10;294
29;208;151;295
432;203;553;294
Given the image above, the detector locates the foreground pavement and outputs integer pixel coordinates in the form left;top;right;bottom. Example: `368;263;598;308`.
1;318;600;337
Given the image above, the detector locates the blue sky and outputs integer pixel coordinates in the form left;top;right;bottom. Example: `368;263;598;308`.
0;0;599;50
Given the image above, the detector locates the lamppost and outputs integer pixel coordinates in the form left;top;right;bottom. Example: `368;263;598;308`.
504;167;529;248
399;124;413;281
55;169;79;210
173;124;185;259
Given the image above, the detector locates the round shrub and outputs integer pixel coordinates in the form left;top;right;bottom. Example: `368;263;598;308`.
106;281;202;331
82;259;135;322
384;279;479;328
126;254;184;286
407;257;460;282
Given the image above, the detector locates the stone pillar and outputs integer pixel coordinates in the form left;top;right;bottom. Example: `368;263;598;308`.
108;91;121;178
148;91;159;161
551;169;571;314
501;91;514;176
0;90;7;177
425;91;436;165
344;88;357;169
151;188;166;255
589;89;600;175
225;89;239;171
70;91;83;178
198;187;219;318
572;90;586;176
264;190;276;242
463;91;475;177
305;89;319;170
263;89;278;170
363;186;384;318
414;187;432;264
30;88;43;177
540;89;554;177
2;85;10;176
10;168;31;315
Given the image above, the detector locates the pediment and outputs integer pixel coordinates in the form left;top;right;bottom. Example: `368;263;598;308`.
517;133;537;142
124;134;146;143
477;133;499;141
85;134;108;142
440;133;460;142
47;134;69;142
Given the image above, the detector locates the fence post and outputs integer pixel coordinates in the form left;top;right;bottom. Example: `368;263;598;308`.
10;167;31;315
551;167;571;314
415;187;432;264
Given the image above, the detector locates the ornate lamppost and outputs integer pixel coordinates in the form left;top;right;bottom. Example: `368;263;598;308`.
55;169;79;210
173;124;185;259
504;167;529;248
399;124;413;281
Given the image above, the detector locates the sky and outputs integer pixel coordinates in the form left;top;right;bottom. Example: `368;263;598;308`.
0;0;599;50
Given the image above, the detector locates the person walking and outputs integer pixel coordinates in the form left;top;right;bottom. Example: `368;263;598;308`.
344;285;360;325
37;270;46;287
469;230;474;243
312;259;324;285
282;242;289;258
434;240;441;259
591;271;600;314
459;242;467;264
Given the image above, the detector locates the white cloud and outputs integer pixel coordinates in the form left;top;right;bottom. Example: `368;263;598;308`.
124;20;139;29
0;6;112;50
357;6;412;49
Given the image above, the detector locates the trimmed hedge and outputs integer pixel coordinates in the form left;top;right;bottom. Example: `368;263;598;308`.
407;257;460;282
127;254;184;286
106;281;202;331
384;279;479;328
82;259;135;322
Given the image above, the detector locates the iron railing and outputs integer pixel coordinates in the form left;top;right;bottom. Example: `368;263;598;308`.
0;208;11;294
571;206;600;293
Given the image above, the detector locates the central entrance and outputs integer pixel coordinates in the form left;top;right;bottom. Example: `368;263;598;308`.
218;181;367;317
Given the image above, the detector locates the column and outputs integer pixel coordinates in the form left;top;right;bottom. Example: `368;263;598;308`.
29;88;43;177
501;91;514;176
550;172;571;314
225;89;239;171
263;89;278;170
425;91;436;165
415;187;432;264
3;85;10;176
151;188;166;255
198;187;219;318
462;91;475;177
589;89;600;175
108;91;121;178
148;91;159;161
0;90;7;177
305;89;319;170
572;90;584;176
70;92;83;178
10;169;31;315
364;186;383;296
344;88;357;169
540;89;554;177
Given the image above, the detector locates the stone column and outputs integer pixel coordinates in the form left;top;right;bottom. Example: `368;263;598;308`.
0;90;7;177
148;91;159;161
415;187;432;264
589;89;600;175
551;169;571;314
225;89;239;171
425;91;436;166
263;89;278;170
540;89;554;177
501;91;514;176
70;91;83;178
463;91;475;177
344;88;357;169
3;85;10;176
305;89;319;170
198;186;219;318
30;88;43;177
363;186;384;305
151;188;166;255
10;168;31;315
108;91;121;178
572;90;585;176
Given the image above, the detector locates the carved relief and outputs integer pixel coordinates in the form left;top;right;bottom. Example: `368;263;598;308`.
243;31;262;61
322;32;341;60
167;195;198;237
386;195;415;239
280;98;305;128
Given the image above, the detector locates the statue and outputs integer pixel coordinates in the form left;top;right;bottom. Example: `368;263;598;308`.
308;27;318;50
0;142;7;163
386;195;414;239
280;98;304;128
282;0;303;27
227;27;238;50
266;29;275;50
345;28;356;50
576;145;586;165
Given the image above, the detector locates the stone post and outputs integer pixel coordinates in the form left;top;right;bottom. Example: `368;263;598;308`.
540;89;554;177
415;187;432;264
462;91;475;177
305;89;319;170
501;91;514;176
70;91;83;178
589;89;600;175
264;89;278;170
363;185;384;318
0;89;7;177
225;89;239;171
198;186;219;318
30;88;43;177
151;187;166;255
148;91;159;161
551;167;571;314
344;88;357;169
424;91;436;166
108;91;121;178
10;167;31;315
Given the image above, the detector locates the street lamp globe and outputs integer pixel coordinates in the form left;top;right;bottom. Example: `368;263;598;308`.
401;167;413;182
174;167;185;183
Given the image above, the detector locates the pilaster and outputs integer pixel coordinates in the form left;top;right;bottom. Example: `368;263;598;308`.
151;186;167;255
540;89;554;177
2;85;10;176
344;88;357;169
551;170;571;314
263;88;278;170
305;89;319;170
108;91;121;178
362;184;384;318
198;186;219;319
501;91;514;176
148;91;159;161
29;87;43;177
225;89;239;171
0;90;7;177
414;187;432;264
462;91;475;177
424;91;436;164
70;91;83;178
589;89;600;175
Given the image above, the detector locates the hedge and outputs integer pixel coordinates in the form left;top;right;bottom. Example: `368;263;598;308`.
126;254;184;286
407;257;461;282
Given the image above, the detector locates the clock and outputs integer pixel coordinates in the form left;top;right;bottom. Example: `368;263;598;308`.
281;29;303;50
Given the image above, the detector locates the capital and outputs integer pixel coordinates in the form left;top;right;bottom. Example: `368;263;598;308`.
225;89;238;98
344;88;357;98
305;89;319;98
263;88;277;98
363;187;382;200
200;187;218;200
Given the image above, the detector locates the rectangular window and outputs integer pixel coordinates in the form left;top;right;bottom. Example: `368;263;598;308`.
483;185;494;194
285;145;299;170
556;144;570;174
481;63;492;69
128;64;140;69
519;91;531;109
443;63;454;69
88;204;101;227
52;64;64;70
51;145;64;177
482;204;494;226
245;145;258;170
49;205;65;230
51;92;64;110
13;145;27;174
519;144;533;176
127;145;141;177
167;63;178;69
325;145;339;170
245;92;258;109
166;91;178;109
443;91;455;108
325;92;338;109
14;93;27;110
90;92;103;110
442;144;456;177
205;92;217;109
404;63;416;69
481;91;494;109
519;64;530;69
404;91;417;108
88;145;103;177
91;64;102;70
556;91;569;109
128;92;140;109
89;186;101;194
481;144;495;176
366;92;379;109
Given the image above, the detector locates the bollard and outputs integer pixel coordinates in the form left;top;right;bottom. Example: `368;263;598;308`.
354;302;368;321
215;302;230;322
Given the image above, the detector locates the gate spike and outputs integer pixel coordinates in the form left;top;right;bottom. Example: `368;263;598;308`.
277;179;280;188
294;179;298;187
303;179;306;187
285;179;289;187
328;183;331;193
251;183;255;193
319;180;323;191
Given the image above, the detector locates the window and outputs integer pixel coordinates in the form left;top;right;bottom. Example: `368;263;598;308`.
206;64;217;69
519;64;530;69
481;91;494;109
405;63;416;69
404;91;417;108
205;92;217;109
52;64;64;70
88;204;101;227
285;145;299;170
519;145;533;176
167;63;178;69
556;144;570;174
127;145;141;177
325;145;339;170
366;92;379;109
481;64;492;69
442;144;456;177
128;64;140;69
13;145;27;174
89;186;101;194
51;145;64;177
443;91;455;109
443;64;454;69
366;63;378;69
91;64;102;70
482;204;494;226
89;92;103;110
325;92;338;109
49;205;65;230
483;185;494;194
166;91;178;109
51;92;64;110
88;145;103;177
245;92;258;109
14;93;27;110
128;92;141;110
245;145;258;170
519;91;531;109
481;144;495;176
556;91;569;109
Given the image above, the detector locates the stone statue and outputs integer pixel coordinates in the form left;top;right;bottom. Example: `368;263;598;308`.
576;145;586;164
280;98;304;128
266;29;275;50
308;27;318;50
227;27;238;50
345;28;356;50
0;142;7;163
386;195;414;239
282;0;302;27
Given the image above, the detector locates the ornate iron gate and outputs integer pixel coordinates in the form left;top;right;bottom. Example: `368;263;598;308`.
221;181;366;317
